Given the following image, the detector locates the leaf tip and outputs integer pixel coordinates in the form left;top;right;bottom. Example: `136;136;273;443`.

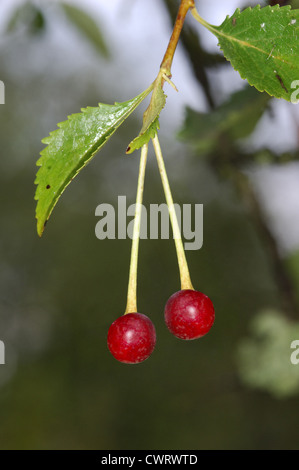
36;218;45;237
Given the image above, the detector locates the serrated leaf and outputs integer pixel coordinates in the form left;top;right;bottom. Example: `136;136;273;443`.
35;88;152;236
126;119;160;154
61;2;109;58
126;78;166;154
178;86;269;155
195;5;299;101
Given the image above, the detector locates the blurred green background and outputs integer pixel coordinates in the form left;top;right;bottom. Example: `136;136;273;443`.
0;0;299;450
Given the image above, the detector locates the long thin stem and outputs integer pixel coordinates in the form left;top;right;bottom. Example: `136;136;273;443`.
152;134;193;291
132;0;194;151
190;6;213;32
125;144;148;314
160;0;195;75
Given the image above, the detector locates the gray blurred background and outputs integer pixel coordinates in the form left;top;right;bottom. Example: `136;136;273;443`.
0;0;299;450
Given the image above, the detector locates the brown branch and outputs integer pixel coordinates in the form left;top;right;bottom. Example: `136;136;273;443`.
237;171;298;319
160;0;195;74
162;0;227;109
213;149;299;319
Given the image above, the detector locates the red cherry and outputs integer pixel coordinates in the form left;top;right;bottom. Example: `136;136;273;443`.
164;289;215;340
107;312;156;364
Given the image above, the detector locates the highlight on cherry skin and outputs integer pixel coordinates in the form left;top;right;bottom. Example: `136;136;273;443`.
164;289;215;340
107;312;156;364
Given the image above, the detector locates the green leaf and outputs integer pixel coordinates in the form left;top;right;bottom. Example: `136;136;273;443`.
126;78;166;154
237;310;299;398
126;119;160;154
178;86;269;155
61;2;109;58
35;88;152;236
194;5;299;101
6;2;45;35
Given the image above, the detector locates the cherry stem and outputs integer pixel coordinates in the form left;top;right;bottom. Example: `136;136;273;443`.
125;144;148;314
152;134;194;291
160;0;195;76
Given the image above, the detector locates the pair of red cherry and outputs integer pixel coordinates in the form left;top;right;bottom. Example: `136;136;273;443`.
107;289;215;364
